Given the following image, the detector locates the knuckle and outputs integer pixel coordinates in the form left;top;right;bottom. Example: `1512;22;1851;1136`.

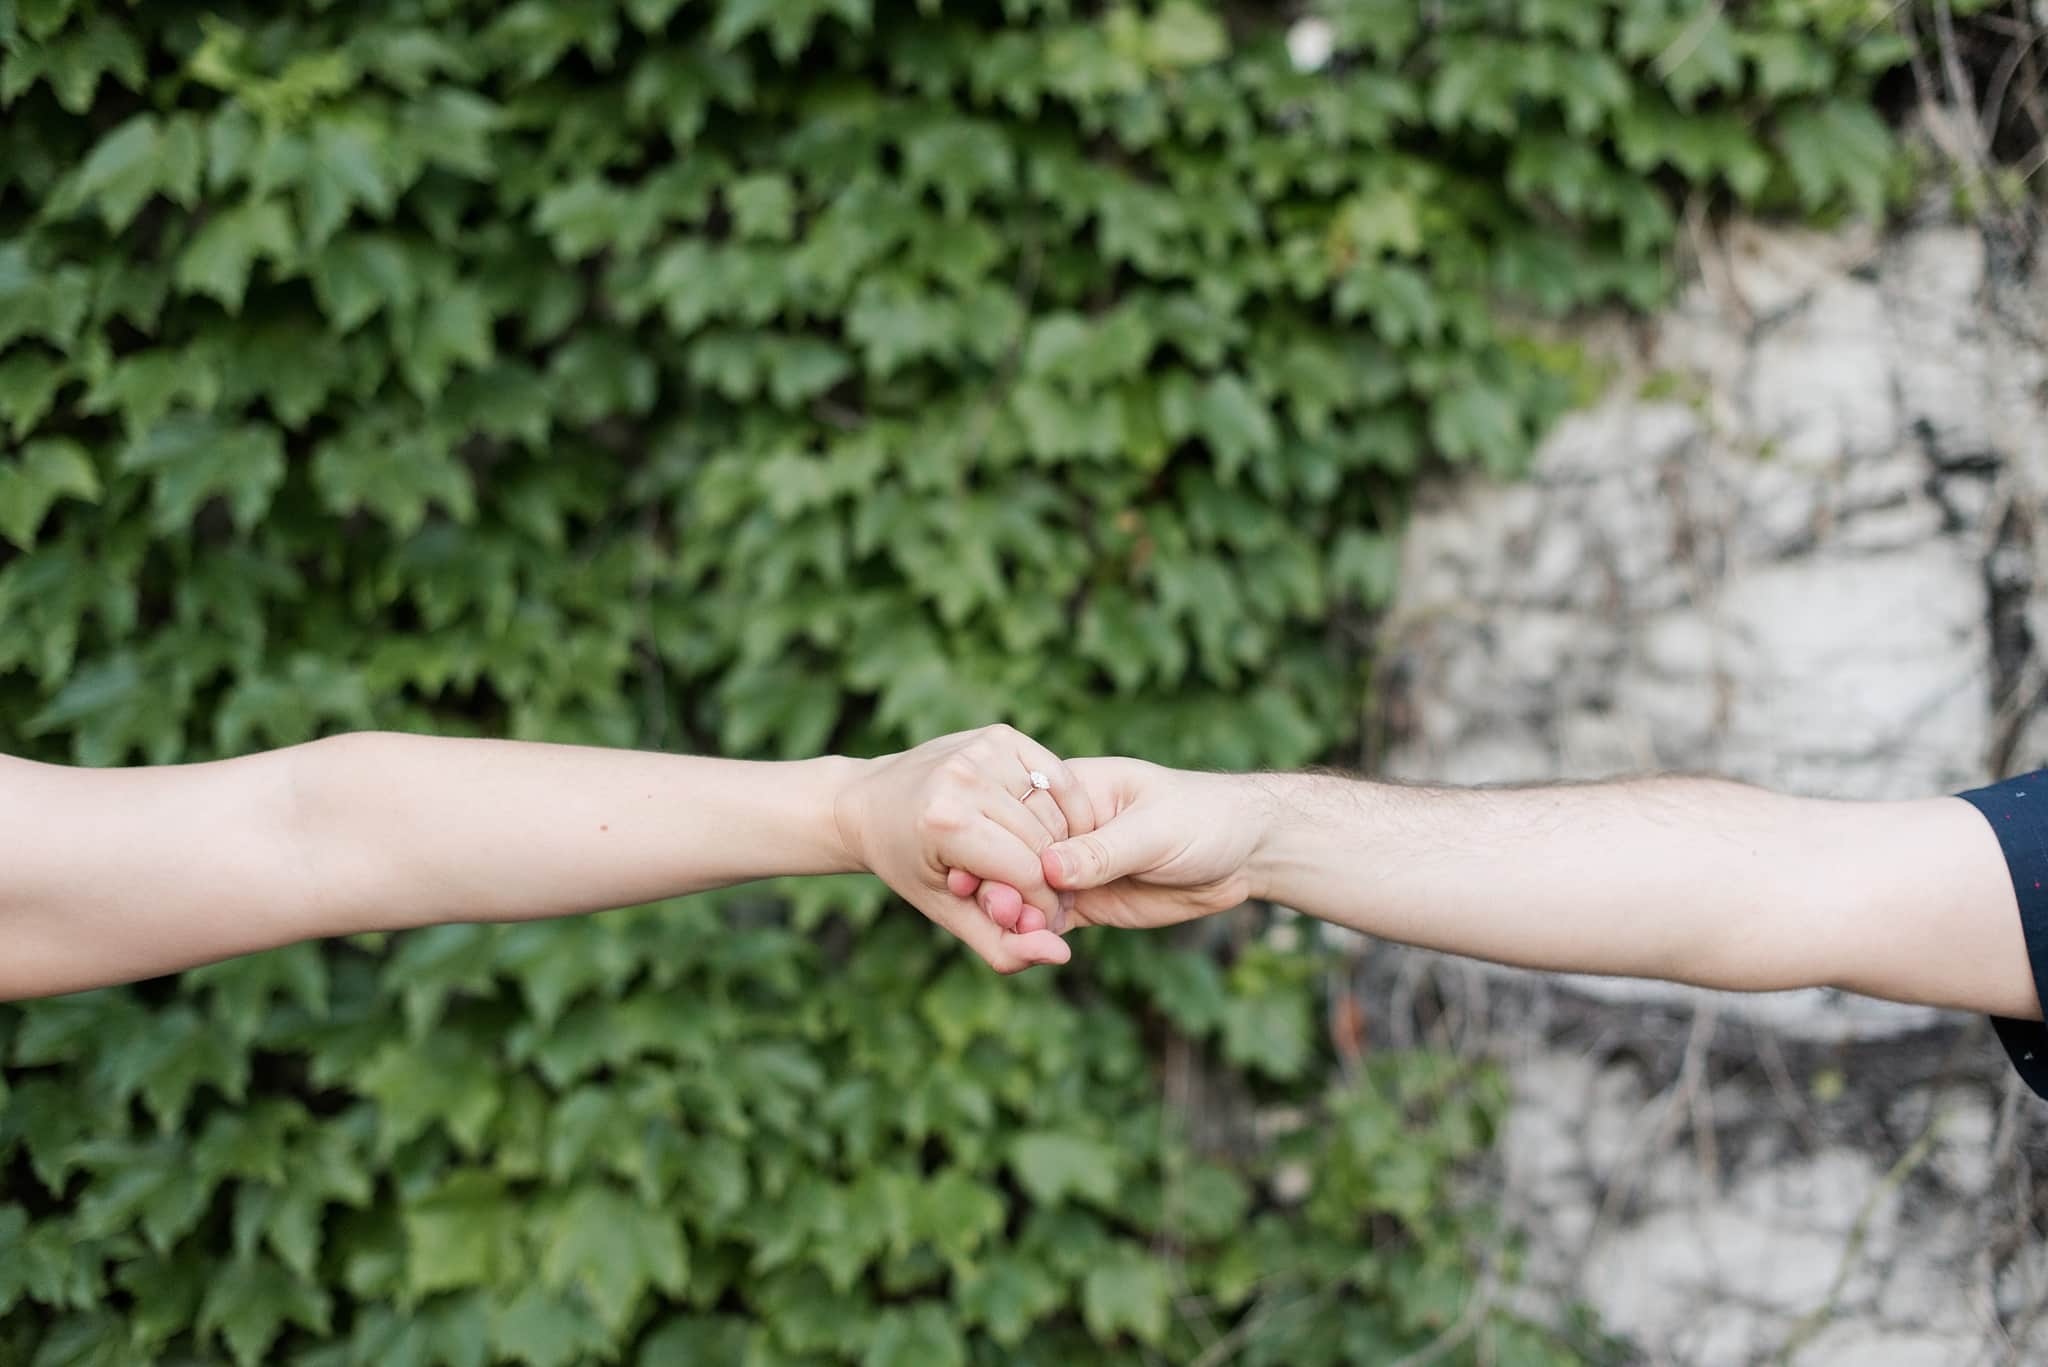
918;800;967;835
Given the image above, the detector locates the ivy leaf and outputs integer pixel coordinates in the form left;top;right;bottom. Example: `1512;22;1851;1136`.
1220;986;1312;1080
636;1316;755;1362
1081;1246;1173;1345
1742;31;1834;99
1776;98;1893;218
395;279;496;398
1192;373;1278;481
958;1254;1064;1346
133;1011;251;1131
24;650;184;765
18;1310;130;1367
53;112;161;230
900;121;1014;217
1008;1131;1122;1207
496;920;638;1028
625;0;693;30
538;1185;689;1335
0;350;68;440
17;0;85;42
860;1304;965;1367
1330;528;1400;607
1146;3;1227;67
1651;12;1742;107
116;1253;210;1353
189;1101;302;1189
229;1181;331;1281
174;199;296;313
310;232;420;331
119;414;285;533
404;1171;528;1296
535;177;655;260
1176;1163;1251;1240
83;348;223;437
0;244;92;349
846;275;956;376
356;1031;503;1155
1428;383;1524;475
489;1289;612;1367
1331;188;1423;260
1099;939;1226;1032
675;1135;752;1226
402;88;503;178
0;1208;104;1311
213;654;374;753
311;413;476;535
728;172;797;241
196;1256;332;1366
711;0;873;64
766;335;853;407
299;116;398;246
549;330;659;423
911;1168;1005;1263
1613;105;1771;200
70;1139;216;1251
0;437;99;548
3;15;146;112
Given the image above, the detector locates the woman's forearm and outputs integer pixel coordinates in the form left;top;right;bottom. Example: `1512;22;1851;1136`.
287;733;864;935
2;723;1085;1000
0;733;863;1000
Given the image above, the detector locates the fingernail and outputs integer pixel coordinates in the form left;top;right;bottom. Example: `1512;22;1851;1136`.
1046;846;1067;882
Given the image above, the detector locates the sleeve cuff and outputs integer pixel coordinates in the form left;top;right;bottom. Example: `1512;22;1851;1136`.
1956;771;2048;1098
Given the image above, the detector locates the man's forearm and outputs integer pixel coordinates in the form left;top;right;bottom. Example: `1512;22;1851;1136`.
1239;772;2038;1018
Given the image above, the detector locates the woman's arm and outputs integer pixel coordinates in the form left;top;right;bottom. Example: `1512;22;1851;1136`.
0;725;1089;1000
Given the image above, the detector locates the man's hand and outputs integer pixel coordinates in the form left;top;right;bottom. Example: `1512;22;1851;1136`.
949;758;1266;935
834;725;1096;973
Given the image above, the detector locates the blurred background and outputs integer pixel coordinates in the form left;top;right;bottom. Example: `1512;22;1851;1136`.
0;1;2044;1363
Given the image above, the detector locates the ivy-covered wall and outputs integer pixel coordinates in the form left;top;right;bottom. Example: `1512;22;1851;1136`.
0;2;1921;1363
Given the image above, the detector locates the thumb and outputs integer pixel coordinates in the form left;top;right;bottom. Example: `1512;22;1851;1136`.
1044;814;1164;891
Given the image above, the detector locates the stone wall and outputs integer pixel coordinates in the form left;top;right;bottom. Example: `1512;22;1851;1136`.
1362;210;2048;1364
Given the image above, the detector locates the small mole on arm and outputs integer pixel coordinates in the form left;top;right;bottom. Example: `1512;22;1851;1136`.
600;824;609;832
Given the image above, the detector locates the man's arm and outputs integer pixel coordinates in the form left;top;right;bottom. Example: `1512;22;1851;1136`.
0;724;1090;1000
991;761;2038;1020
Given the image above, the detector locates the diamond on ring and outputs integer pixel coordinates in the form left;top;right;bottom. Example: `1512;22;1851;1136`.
1028;770;1051;791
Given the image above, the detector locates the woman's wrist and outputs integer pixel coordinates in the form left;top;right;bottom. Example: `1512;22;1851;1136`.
816;753;877;876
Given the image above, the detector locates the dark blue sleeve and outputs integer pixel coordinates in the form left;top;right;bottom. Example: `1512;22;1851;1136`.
1956;770;2048;1098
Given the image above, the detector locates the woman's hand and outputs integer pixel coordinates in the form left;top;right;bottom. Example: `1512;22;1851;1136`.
833;725;1097;973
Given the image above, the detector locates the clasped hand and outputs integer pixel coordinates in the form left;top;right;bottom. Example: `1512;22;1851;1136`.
832;726;1264;973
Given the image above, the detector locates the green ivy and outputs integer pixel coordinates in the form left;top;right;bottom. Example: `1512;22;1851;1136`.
0;0;1914;1361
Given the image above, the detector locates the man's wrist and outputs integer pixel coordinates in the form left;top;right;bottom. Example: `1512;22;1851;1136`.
1231;769;1299;904
1239;769;1377;908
